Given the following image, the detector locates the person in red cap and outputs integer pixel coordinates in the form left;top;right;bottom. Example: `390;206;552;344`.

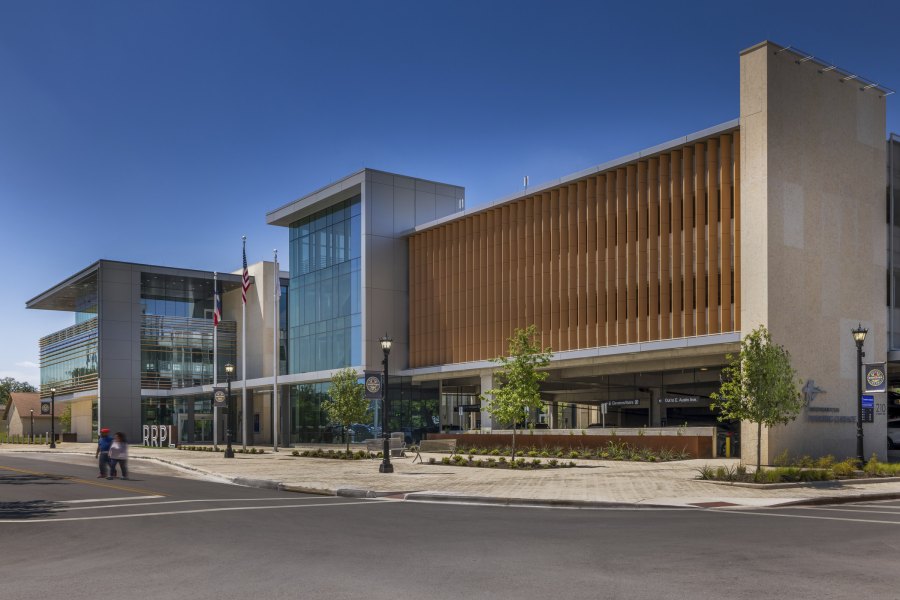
95;428;113;478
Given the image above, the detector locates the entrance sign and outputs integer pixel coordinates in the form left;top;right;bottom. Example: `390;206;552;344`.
143;424;176;447
364;371;382;399
213;388;227;408
864;364;887;393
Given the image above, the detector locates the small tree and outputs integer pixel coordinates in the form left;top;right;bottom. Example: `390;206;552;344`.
481;325;552;460
710;325;802;470
322;368;369;453
59;404;72;433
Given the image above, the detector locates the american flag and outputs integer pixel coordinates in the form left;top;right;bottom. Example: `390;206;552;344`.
213;287;221;326
242;239;251;304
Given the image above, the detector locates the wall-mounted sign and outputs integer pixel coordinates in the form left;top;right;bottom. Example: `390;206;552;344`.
864;364;887;393
862;394;875;423
455;404;481;413
143;424;176;447
603;399;640;408
40;402;51;415
213;388;227;408
364;372;382;399
658;396;702;405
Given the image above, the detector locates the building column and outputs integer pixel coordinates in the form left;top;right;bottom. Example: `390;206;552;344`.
480;372;493;430
549;399;559;429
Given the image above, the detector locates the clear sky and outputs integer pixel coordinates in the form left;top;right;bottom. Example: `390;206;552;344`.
2;0;899;386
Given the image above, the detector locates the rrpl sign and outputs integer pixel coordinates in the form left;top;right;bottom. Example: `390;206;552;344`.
143;424;176;447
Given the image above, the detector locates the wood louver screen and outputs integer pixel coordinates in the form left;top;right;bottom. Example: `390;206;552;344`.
408;130;741;368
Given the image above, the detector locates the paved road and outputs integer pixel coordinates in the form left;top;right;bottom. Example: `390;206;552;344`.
1;453;899;600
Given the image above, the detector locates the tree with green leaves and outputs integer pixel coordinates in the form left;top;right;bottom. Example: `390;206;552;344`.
0;377;36;407
322;368;369;453
482;325;552;460
710;325;802;470
59;404;72;433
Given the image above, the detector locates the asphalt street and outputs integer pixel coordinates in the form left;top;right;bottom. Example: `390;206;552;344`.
2;453;899;600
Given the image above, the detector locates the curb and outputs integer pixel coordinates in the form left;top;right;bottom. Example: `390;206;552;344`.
402;492;680;509
778;491;900;507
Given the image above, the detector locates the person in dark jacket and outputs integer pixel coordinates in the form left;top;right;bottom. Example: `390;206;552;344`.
95;428;113;478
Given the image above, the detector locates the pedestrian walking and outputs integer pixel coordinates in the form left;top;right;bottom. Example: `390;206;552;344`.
96;428;113;478
109;432;129;480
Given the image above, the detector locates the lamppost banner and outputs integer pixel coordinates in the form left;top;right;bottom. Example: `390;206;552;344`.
864;363;887;393
364;372;382;400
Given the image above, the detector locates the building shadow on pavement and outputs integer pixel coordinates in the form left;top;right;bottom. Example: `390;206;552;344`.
0;500;63;520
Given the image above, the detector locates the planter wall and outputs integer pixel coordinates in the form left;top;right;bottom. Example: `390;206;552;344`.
427;432;713;458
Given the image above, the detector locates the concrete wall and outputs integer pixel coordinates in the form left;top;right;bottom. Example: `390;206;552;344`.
362;170;464;373
740;42;888;463
72;398;93;442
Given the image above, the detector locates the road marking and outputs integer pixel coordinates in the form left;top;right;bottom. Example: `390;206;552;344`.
63;497;335;511
712;508;900;526
0;499;391;523
60;496;163;504
0;464;165;497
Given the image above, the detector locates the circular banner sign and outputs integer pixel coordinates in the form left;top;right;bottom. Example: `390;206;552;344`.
866;367;885;389
40;402;51;415
213;389;227;407
366;375;382;395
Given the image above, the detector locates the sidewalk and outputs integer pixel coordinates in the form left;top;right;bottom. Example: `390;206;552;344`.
5;442;900;508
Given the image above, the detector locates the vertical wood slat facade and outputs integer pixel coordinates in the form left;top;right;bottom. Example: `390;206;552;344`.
408;131;741;367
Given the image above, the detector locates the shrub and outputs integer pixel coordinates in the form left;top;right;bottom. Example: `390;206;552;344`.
569;451;580;459
441;456;451;465
567;461;577;468
292;450;299;456
489;449;501;456
832;458;857;477
548;459;558;467
498;457;507;464
814;455;835;469
540;451;550;458
696;465;716;480
773;449;791;467
531;458;542;467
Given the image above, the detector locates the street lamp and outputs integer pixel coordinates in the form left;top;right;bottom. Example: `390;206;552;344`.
224;363;235;459
852;324;868;465
30;409;34;444
49;388;56;449
379;334;393;474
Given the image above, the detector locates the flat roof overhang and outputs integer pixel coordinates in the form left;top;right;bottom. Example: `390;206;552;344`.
27;260;247;312
266;171;366;227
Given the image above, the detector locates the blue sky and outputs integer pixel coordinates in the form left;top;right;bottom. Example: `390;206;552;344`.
2;0;899;386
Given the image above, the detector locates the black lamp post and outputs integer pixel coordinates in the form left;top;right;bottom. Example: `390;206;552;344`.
30;409;34;444
49;388;56;448
852;324;868;465
224;363;235;459
379;334;393;474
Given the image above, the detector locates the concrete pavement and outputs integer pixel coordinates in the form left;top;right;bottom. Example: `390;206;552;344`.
4;442;900;508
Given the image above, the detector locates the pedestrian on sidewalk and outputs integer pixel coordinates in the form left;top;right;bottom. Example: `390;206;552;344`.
95;428;113;478
109;432;129;480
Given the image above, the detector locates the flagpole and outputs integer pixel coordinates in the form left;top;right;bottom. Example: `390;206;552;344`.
273;249;279;453
242;236;248;451
213;271;218;451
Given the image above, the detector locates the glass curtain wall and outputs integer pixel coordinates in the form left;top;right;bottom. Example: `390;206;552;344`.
288;196;361;373
140;273;237;389
39;318;99;397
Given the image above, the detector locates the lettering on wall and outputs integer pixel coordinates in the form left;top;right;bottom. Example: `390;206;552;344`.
142;425;175;447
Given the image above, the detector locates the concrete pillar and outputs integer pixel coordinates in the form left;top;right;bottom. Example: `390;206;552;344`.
549;399;558;429
479;372;493;430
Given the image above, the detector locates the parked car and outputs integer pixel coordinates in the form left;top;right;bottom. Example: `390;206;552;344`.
888;419;900;449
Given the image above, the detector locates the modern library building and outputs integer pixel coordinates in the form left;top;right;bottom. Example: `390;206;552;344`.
28;41;899;464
